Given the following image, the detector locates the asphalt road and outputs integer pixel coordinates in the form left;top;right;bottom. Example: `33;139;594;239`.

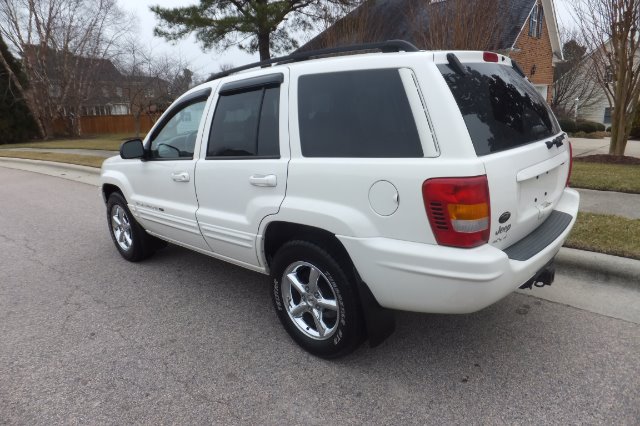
1;167;638;425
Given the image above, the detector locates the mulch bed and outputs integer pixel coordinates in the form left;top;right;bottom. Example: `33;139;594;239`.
573;154;640;165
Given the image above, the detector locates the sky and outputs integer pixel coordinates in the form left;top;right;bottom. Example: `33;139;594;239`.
123;0;577;80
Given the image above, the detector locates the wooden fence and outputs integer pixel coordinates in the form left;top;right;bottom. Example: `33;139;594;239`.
53;115;156;136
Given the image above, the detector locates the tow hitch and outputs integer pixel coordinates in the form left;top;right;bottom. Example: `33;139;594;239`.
519;261;555;290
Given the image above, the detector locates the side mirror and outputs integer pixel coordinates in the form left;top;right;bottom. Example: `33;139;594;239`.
120;139;145;159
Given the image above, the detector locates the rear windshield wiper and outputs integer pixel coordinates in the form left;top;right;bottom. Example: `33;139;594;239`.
446;53;469;76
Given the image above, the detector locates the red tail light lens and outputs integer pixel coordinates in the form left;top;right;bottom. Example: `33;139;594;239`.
566;141;573;187
422;176;491;248
483;52;499;62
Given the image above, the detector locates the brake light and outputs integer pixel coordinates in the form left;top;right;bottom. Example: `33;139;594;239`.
483;52;499;62
422;176;491;248
566;141;573;187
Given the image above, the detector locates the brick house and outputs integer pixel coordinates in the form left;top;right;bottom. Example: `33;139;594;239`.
299;0;562;103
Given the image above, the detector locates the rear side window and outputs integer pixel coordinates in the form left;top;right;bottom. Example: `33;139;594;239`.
207;87;280;158
298;69;423;158
438;62;560;156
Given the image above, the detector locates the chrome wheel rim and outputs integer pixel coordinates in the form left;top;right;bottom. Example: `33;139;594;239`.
110;205;133;251
281;261;340;340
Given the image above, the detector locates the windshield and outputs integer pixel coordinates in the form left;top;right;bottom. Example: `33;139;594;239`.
438;62;561;156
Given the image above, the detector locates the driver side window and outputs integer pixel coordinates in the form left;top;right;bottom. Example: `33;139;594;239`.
149;100;207;159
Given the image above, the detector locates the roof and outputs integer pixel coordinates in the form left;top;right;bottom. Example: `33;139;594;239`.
299;0;562;60
23;45;123;81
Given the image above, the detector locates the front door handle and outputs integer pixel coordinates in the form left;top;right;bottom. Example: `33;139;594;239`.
249;174;277;187
171;171;190;182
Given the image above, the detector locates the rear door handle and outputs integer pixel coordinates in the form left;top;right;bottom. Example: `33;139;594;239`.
249;174;277;187
171;172;190;182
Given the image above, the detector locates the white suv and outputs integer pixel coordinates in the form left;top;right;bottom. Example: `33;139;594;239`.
101;41;579;358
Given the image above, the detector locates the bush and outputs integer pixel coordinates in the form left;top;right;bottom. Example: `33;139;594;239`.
558;118;577;133
576;120;605;133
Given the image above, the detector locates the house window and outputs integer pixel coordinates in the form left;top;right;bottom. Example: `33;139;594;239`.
115;87;123;97
604;107;613;124
529;3;544;38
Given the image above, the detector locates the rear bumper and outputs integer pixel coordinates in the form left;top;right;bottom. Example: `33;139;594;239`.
338;188;580;314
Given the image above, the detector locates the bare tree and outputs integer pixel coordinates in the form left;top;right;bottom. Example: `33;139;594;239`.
309;2;386;48
0;0;130;138
407;0;508;51
552;28;605;118
573;0;640;156
116;39;192;137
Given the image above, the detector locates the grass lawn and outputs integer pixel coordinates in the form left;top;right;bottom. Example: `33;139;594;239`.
570;162;640;193
0;150;105;168
0;134;137;151
565;212;640;260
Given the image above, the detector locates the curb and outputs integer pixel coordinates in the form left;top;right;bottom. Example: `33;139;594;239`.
0;157;101;186
0;157;101;174
555;247;640;286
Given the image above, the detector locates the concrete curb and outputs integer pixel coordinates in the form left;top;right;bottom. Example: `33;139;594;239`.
555;247;640;286
0;157;100;174
0;157;100;186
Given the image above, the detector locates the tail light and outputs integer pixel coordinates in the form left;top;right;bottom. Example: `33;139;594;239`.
483;52;499;62
566;141;573;187
422;176;491;248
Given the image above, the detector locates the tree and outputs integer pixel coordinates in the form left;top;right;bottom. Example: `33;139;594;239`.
150;0;358;61
116;39;192;137
552;30;605;118
0;0;129;138
573;0;640;156
406;0;508;51
0;33;38;143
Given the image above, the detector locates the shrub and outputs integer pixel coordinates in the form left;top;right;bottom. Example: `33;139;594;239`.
558;118;577;133
576;120;605;133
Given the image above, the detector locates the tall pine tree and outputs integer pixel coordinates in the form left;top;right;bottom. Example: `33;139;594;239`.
151;0;358;61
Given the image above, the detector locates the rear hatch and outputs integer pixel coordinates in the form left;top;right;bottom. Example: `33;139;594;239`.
437;53;570;250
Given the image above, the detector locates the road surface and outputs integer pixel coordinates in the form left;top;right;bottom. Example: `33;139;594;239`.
1;167;638;424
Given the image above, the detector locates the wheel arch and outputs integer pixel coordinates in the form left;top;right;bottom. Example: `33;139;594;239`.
263;221;352;272
102;183;122;203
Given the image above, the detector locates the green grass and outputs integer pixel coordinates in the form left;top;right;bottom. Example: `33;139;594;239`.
565;212;640;260
570;162;640;193
0;134;138;151
0;150;105;168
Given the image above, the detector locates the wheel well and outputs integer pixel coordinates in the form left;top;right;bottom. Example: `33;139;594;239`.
102;184;122;203
263;222;353;271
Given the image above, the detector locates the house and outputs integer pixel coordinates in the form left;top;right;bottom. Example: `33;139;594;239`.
299;0;563;103
24;45;170;117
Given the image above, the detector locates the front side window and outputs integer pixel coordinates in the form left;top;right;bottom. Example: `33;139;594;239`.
297;69;423;158
207;86;280;158
149;100;207;159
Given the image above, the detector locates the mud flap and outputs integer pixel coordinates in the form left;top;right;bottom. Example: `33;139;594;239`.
353;268;396;347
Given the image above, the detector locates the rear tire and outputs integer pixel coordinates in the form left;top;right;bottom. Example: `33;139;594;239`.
106;192;158;262
271;240;364;358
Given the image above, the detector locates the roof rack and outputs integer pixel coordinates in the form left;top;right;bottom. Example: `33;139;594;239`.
207;39;420;82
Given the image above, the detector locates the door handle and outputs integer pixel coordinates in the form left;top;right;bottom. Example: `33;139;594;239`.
171;171;190;182
249;174;277;187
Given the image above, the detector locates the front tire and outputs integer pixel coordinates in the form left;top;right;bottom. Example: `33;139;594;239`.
271;240;364;358
106;192;157;262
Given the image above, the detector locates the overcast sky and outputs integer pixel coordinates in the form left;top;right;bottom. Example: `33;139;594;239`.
124;0;576;79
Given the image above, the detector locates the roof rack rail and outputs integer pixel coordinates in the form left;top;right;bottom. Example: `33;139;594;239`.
207;39;420;82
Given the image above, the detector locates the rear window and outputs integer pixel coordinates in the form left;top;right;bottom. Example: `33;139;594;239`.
297;69;423;158
438;62;560;156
